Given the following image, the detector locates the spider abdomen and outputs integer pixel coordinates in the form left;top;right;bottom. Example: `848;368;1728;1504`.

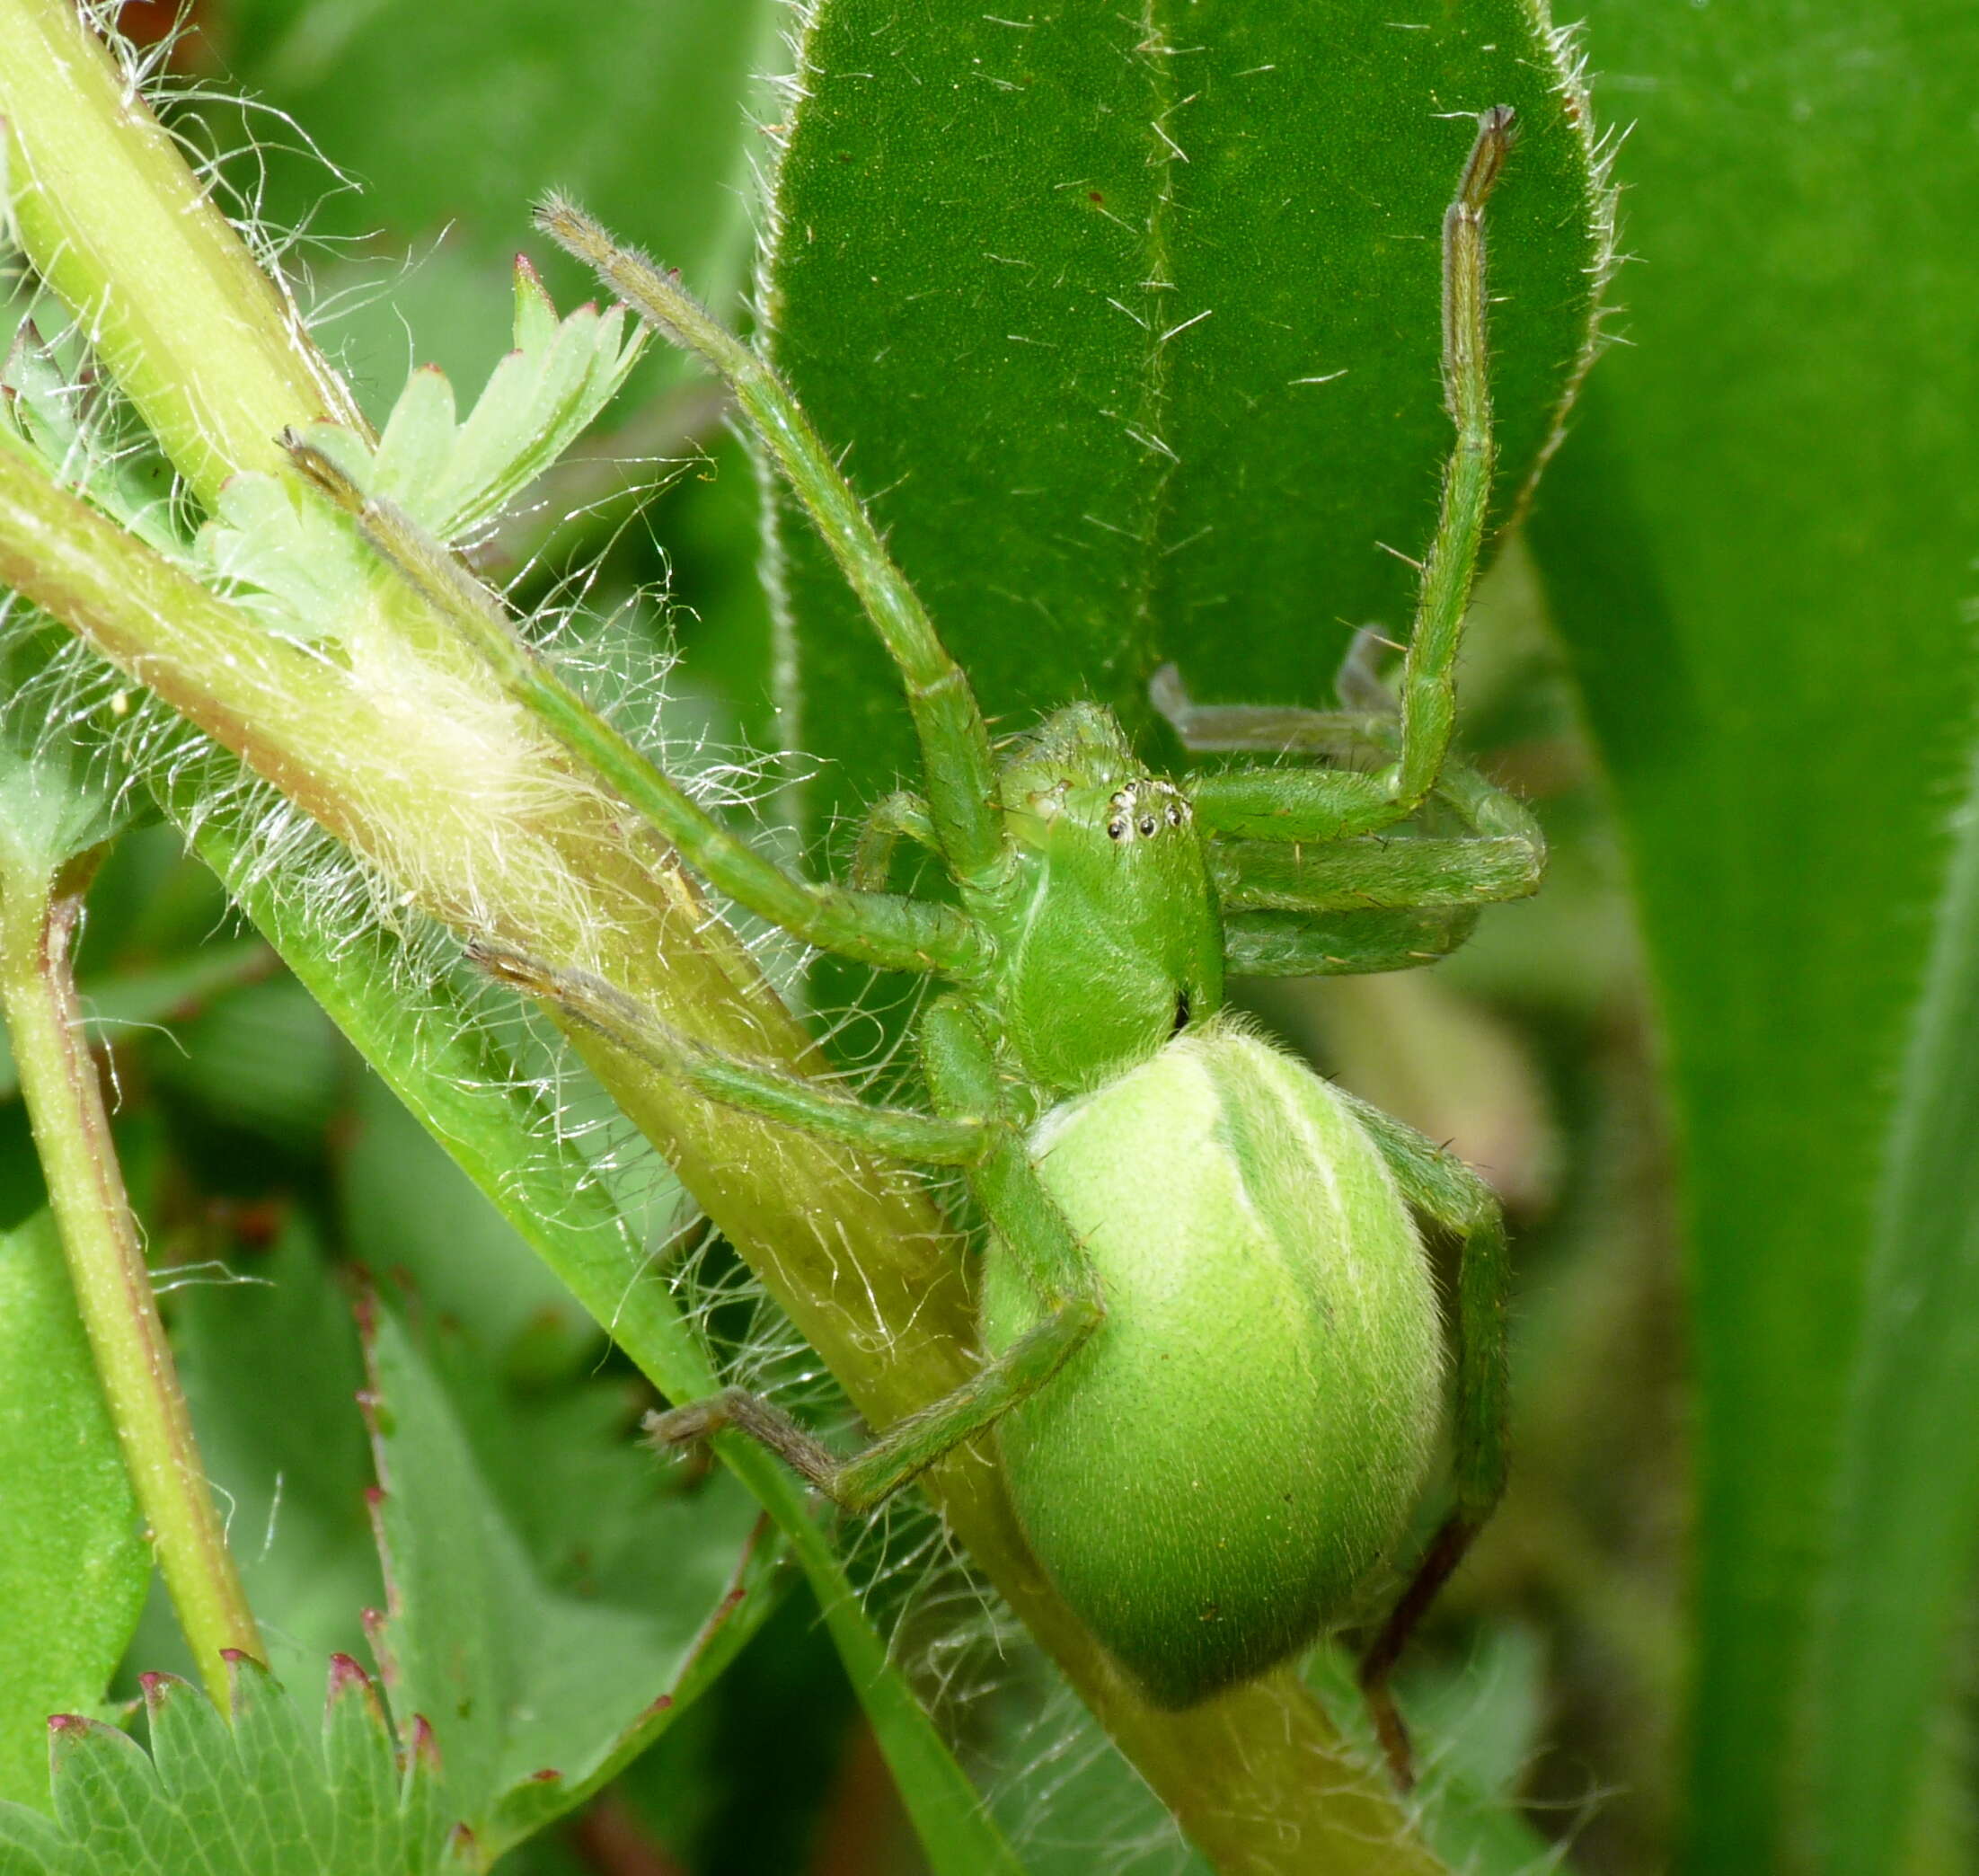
979;1024;1443;1707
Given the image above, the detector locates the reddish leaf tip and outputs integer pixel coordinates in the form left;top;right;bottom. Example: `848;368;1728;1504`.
326;1653;371;1695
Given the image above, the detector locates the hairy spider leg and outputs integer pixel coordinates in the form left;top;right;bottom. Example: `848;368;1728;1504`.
537;199;1012;897
471;950;1104;1501
284;436;988;983
473;943;992;1166
1219;906;1483;978
1325;1090;1513;1791
1153;655;1544;968
643;996;1106;1511
1187;105;1515;846
847;789;940;893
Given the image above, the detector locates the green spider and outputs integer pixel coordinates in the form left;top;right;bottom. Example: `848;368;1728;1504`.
293;105;1536;1787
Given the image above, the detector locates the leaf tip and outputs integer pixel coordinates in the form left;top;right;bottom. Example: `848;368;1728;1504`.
325;1652;372;1699
137;1671;190;1713
407;1713;443;1775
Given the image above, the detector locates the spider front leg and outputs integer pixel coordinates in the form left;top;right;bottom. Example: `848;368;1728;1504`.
1220;906;1482;978
1333;1091;1511;1790
1187;106;1515;845
1207;750;1542;973
287;438;986;982
538;202;1010;894
647;996;1104;1512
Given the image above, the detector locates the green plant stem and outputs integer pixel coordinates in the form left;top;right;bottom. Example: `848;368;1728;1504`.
0;855;261;1703
0;0;362;504
0;15;1442;1867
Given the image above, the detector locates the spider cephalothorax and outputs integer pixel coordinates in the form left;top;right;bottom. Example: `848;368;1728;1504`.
987;704;1224;1094
310;104;1533;1789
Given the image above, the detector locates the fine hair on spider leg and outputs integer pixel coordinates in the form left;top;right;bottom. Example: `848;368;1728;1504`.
506;104;1535;1791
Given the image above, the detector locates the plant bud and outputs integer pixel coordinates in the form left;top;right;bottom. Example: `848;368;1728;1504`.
980;1023;1442;1706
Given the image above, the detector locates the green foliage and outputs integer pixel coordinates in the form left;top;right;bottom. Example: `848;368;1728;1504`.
1525;3;1979;1868
0;1655;470;1876
2;0;1976;1868
358;1296;779;1859
169;1228;381;1684
764;0;1607;831
338;1078;598;1383
0;1212;147;1810
293;263;646;545
215;0;783;398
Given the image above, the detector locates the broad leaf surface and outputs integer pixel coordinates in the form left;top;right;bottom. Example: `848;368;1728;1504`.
1525;4;1979;1870
0;1212;146;1811
1804;749;1979;1876
0;1655;468;1875
168;1226;383;1685
358;1296;777;1858
764;0;1608;828
339;1076;598;1384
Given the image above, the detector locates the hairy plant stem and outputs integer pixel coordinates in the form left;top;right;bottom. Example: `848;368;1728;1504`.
0;12;1441;1869
0;850;261;1703
0;0;362;503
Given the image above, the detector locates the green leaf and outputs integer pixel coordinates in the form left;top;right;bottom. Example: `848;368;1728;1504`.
338;1075;597;1383
0;936;276;1102
1524;4;1979;1868
0;324;177;553
0;1655;472;1875
763;0;1608;828
152;973;345;1146
0;647;123;886
357;1293;780;1859
0;1211;147;1811
294;262;646;545
169;1226;382;1684
1799;748;1979;1875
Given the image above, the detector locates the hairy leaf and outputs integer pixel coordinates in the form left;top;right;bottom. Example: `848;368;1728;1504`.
1525;3;1979;1868
763;0;1609;830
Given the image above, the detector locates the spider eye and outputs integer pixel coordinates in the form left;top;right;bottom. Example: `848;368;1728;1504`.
1166;803;1183;827
1138;815;1159;837
1107;819;1127;841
